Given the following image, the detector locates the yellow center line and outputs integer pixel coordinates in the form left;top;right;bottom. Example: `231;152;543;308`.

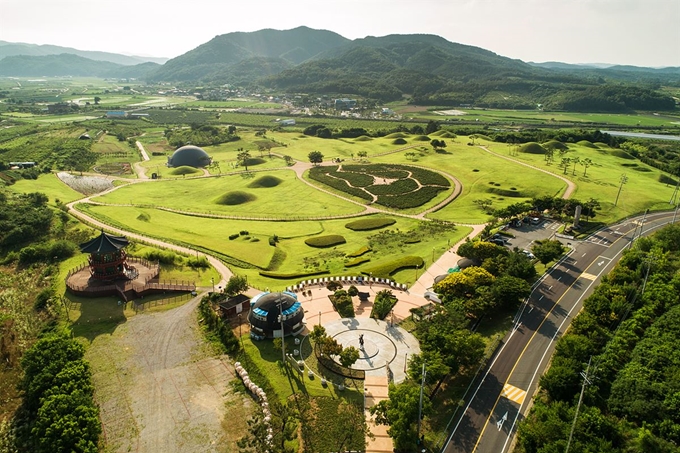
471;250;618;452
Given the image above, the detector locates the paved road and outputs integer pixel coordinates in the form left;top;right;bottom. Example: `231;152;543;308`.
442;210;678;453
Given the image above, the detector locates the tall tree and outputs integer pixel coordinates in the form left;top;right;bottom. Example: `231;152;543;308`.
308;150;324;165
581;157;593;176
237;150;251;171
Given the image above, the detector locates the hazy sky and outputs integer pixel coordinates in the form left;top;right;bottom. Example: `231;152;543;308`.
1;0;679;67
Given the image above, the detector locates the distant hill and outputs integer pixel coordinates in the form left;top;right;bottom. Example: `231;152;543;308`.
147;26;348;82
0;53;123;77
0;40;168;65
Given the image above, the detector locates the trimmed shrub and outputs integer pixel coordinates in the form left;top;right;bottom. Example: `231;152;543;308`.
371;290;397;320
229;233;240;240
345;218;396;231
346;246;372;257
367;179;419;196
330;290;354;318
239;230;249;235
487;187;523;197
347;285;359;297
377;186;446;209
345;257;370;267
247;175;283;188
214;191;256;205
305;235;347;248
258;270;329;279
363;256;424;278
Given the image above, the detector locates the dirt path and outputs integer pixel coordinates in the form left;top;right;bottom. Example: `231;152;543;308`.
87;296;251;453
479;145;576;199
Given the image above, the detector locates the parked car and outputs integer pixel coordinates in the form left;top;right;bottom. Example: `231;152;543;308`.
490;238;506;246
522;249;535;259
530;217;542;225
424;291;442;304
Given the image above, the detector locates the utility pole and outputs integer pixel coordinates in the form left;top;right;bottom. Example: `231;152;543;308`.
417;362;427;445
674;203;679;224
566;357;592;453
614;174;628;207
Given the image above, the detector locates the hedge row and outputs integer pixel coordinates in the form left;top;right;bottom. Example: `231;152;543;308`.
345;257;371;267
346;245;372;257
408;166;451;186
342;164;409;179
362;256;424;278
377;186;447;209
366;178;419;196
259;269;330;279
345;218;396;231
308;166;373;201
305;235;347;248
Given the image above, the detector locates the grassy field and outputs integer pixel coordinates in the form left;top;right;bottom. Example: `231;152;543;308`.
76;203;471;289
8;172;84;204
92;169;365;218
478;138;678;222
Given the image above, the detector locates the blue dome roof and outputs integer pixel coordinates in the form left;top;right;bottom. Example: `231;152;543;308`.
167;145;211;168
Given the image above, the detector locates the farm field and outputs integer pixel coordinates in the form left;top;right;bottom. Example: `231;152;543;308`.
9;171;84;204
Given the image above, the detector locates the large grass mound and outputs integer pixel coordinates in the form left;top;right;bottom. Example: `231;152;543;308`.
244;157;266;166
392;138;408;145
594;142;610;148
354;135;373;142
659;174;679;185
412;135;432;142
345;218;396;231
577;140;599;149
608;149;635;160
519;142;547;154
385;132;407;139
214;191;257;205
543;140;568;151
438;131;457;138
170;166;201;175
247;175;283;188
305;235;347;248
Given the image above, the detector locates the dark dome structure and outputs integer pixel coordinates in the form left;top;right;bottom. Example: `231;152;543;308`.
167;145;211;168
248;291;305;340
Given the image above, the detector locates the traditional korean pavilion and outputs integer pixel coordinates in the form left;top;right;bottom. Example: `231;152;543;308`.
79;231;134;281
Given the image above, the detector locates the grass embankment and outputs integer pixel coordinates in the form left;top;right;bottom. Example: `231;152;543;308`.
487;139;677;223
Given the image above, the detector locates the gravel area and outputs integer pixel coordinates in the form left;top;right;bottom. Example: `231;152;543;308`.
86;296;251;453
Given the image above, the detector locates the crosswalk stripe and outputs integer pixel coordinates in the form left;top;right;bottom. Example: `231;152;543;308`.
501;383;526;405
581;273;597;280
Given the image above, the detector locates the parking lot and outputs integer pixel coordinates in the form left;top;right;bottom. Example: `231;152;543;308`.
500;218;569;252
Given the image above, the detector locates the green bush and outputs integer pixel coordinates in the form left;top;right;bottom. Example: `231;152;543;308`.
141;249;180;265
367;179;419;195
345;218;396;231
229;233;240;240
347;285;359;297
258;270;329;279
346;246;372;257
18;240;77;266
330;290;355;318
345;257;370;267
377;186;446;209
371;290;397;320
198;296;240;354
363;256;424;278
305;235;347;248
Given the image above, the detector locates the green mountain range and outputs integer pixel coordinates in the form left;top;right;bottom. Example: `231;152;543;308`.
1;27;678;112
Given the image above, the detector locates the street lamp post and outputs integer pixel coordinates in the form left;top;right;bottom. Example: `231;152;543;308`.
318;310;321;326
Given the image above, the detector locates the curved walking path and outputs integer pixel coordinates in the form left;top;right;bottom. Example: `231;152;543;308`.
479;145;576;199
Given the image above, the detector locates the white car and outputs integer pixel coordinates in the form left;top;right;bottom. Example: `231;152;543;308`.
424;291;442;304
522;249;535;259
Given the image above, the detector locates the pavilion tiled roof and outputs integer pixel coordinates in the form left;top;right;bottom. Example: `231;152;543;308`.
79;231;129;253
